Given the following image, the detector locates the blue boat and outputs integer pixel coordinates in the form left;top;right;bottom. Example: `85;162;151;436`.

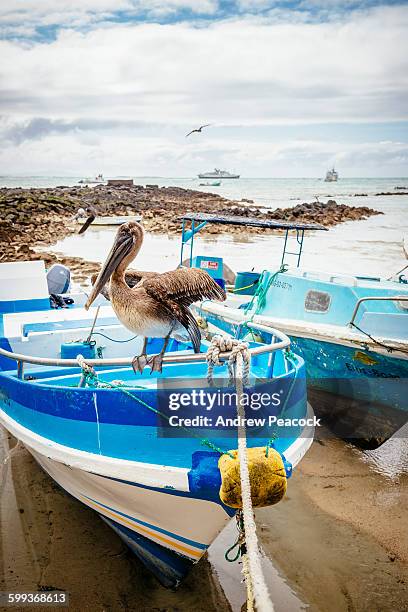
0;260;314;587
181;213;408;448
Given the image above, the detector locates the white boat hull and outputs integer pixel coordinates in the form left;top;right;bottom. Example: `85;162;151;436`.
75;215;141;226
0;405;314;585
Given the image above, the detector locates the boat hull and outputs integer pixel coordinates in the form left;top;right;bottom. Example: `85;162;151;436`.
31;449;222;587
290;335;408;446
0;360;313;586
202;310;408;446
198;174;239;179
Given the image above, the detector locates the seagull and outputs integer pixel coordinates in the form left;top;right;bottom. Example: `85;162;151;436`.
185;124;211;138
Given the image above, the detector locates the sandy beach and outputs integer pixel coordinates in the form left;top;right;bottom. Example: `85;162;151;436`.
1;427;407;612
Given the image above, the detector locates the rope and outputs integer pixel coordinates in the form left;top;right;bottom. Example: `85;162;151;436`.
86;305;101;343
386;263;408;281
206;335;250;387
232;281;259;293
350;322;408;356
234;341;274;612
90;332;138;343
75;355;233;458
244;265;288;318
207;336;274;612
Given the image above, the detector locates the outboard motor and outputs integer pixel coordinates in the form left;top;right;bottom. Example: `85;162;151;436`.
46;264;71;295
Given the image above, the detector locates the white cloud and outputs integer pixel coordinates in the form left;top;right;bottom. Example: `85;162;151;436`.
0;4;407;175
0;0;217;34
1;6;407;124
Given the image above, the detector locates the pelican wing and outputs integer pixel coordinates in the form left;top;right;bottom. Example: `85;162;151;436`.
142;268;226;352
125;269;159;288
142;268;226;306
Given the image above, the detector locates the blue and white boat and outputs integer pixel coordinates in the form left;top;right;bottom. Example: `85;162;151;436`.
181;213;408;448
0;260;313;587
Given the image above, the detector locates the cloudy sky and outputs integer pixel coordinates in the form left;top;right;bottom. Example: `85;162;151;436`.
1;0;407;177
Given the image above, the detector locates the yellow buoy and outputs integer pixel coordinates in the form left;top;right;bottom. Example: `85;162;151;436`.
218;447;287;508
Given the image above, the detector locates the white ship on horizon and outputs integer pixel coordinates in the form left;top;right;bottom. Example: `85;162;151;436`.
198;168;240;179
78;173;105;184
324;167;339;182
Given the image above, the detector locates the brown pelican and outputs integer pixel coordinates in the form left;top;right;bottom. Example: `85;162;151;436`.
185;124;211;137
77;204;98;234
85;222;225;372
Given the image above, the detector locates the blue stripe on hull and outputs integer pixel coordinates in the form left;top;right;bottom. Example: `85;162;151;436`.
0;390;304;467
100;515;195;588
0;297;50;315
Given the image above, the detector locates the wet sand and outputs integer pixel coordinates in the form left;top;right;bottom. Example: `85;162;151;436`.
1;426;407;612
0;429;230;612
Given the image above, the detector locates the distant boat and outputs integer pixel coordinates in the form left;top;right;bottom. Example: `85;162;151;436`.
75;214;141;227
78;173;105;184
199;181;221;187
324;168;339;182
198;168;240;179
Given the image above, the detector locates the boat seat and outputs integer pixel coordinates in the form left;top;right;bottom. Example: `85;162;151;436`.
23;317;120;337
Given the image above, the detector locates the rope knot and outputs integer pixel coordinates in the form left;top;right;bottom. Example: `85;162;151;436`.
77;354;98;386
206;335;250;387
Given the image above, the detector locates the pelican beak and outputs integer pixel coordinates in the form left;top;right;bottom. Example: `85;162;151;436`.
85;231;133;309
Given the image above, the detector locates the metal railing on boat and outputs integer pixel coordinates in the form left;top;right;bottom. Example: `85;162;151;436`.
349;295;408;327
0;322;290;379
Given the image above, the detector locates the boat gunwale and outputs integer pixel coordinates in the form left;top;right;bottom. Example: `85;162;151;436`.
0;401;315;487
198;301;408;357
0;322;290;372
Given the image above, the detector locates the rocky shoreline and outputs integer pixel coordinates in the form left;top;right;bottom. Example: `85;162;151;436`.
0;184;382;283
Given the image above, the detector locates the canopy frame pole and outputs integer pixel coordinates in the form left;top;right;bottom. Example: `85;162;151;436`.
180;218;208;267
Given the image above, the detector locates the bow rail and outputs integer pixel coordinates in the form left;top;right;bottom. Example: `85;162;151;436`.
0;322;290;379
349;295;408;327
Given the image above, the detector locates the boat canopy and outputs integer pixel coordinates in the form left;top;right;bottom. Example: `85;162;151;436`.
180;213;327;268
182;212;327;232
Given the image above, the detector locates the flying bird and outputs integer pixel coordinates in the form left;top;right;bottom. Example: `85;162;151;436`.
85;221;225;373
185;124;211;138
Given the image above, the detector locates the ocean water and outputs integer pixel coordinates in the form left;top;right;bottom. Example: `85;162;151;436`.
12;175;405;279
1;175;407;203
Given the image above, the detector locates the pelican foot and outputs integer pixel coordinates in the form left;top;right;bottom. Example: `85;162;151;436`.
147;354;164;374
132;354;148;374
